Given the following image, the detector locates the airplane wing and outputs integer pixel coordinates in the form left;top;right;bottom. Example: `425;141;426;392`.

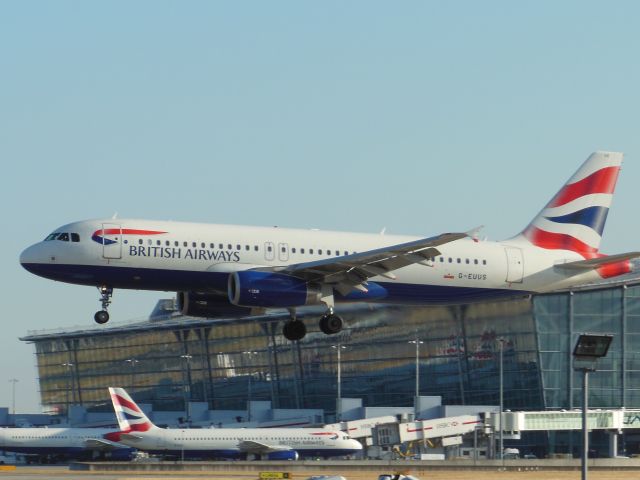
263;232;467;295
556;252;640;270
238;439;291;454
83;438;128;450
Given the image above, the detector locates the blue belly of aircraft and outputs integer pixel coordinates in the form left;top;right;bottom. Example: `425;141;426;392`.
21;263;529;305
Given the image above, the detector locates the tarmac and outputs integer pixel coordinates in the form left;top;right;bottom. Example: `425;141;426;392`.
2;461;640;480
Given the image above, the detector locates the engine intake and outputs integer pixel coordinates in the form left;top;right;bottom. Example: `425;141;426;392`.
228;271;321;308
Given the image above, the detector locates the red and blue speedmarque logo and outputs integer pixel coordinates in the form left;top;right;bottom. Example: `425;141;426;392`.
91;228;167;245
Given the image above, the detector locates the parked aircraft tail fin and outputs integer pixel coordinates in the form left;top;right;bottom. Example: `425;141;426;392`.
108;387;157;432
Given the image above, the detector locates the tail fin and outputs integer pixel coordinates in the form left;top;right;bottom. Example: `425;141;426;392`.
517;151;623;254
108;387;156;432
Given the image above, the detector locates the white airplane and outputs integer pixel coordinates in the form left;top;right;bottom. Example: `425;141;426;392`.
105;387;362;460
20;151;640;341
0;426;132;462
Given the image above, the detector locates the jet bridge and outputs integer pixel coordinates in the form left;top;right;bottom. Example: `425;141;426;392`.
494;409;640;435
372;414;483;447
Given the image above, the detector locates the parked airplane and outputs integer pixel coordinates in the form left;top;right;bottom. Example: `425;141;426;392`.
20;151;639;340
105;387;362;460
0;426;133;462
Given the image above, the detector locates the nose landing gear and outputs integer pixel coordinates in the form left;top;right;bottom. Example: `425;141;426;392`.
94;286;113;324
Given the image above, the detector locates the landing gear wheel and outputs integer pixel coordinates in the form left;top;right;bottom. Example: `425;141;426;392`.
283;320;306;341
94;310;110;324
319;313;343;335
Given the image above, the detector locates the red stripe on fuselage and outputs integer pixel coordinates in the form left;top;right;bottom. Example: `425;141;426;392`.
524;227;631;278
99;229;167;236
549;166;619;208
524;227;597;255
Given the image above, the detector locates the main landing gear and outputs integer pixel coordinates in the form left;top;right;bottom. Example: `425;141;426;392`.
282;308;344;341
94;285;113;324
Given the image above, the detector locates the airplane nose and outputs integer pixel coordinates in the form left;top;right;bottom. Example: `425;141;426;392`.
20;243;47;273
350;439;363;450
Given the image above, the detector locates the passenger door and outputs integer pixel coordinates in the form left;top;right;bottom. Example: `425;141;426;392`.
101;223;122;260
505;247;524;283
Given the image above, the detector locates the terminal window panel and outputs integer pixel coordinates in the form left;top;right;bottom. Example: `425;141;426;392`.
29;283;640;414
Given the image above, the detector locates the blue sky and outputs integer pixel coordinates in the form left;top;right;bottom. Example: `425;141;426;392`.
2;1;639;412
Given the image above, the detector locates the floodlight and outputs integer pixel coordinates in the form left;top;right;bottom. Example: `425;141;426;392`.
572;334;613;360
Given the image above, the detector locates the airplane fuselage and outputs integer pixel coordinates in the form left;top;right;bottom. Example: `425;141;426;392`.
0;427;131;459
105;426;361;459
20;218;600;306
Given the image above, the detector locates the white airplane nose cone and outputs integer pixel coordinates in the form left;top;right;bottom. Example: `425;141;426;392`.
20;244;39;266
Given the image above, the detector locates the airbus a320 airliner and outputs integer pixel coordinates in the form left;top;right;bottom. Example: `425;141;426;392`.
106;387;361;460
20;152;640;341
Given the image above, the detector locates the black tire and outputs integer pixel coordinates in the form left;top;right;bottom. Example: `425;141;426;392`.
319;313;343;335
94;310;110;324
283;320;306;341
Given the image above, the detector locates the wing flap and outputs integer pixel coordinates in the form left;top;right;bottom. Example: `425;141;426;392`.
273;232;466;290
238;439;289;454
83;438;126;450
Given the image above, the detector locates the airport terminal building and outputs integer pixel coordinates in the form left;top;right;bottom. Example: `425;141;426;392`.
20;273;640;454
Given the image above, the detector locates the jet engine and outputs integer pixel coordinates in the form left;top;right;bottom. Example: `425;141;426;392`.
177;291;252;318
228;271;321;308
265;449;299;460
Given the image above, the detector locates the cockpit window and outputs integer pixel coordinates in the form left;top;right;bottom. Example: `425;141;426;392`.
43;232;80;242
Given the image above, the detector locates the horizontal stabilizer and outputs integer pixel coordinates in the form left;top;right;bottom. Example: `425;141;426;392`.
556;252;640;270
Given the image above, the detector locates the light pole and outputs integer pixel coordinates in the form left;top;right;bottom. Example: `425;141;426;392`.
180;354;192;424
242;351;258;421
62;362;74;423
331;343;347;421
573;333;613;480
408;338;424;398
125;358;139;396
497;338;505;461
8;378;18;416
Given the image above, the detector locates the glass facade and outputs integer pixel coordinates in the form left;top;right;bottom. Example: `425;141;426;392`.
21;279;640;417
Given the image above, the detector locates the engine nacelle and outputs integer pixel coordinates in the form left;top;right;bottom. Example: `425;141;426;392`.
228;271;322;308
177;291;252;318
266;449;299;461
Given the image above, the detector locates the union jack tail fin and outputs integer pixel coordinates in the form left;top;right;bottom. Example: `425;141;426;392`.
109;387;156;432
517;151;623;255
